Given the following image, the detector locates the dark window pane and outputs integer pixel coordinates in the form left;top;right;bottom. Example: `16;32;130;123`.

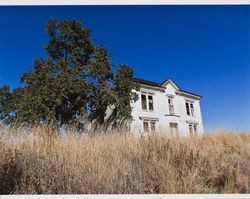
189;124;193;136
150;121;156;132
148;95;154;111
170;123;178;135
141;94;147;110
168;98;174;114
190;103;194;116
194;124;197;133
143;121;149;132
186;102;190;115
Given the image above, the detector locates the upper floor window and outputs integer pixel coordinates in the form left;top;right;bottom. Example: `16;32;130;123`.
190;103;194;116
148;95;154;111
185;100;195;116
185;102;190;115
168;97;174;114
141;94;147;110
141;92;154;111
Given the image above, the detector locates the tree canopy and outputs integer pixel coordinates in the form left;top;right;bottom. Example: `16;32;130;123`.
0;18;139;129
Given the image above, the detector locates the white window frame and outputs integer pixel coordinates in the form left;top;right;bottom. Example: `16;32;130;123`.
143;120;149;132
141;91;154;112
168;96;175;114
185;100;195;117
143;119;157;133
189;123;198;137
193;124;197;133
150;121;156;132
141;93;147;110
169;122;178;135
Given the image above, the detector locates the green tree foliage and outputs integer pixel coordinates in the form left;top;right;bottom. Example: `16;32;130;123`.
0;18;139;129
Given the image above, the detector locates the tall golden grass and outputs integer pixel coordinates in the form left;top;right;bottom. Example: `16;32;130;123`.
0;126;249;194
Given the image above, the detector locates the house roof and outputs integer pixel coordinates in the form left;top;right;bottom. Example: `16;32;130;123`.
178;89;202;98
161;78;181;90
133;77;202;99
132;77;164;88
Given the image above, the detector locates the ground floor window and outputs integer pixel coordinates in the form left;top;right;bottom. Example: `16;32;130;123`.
193;124;197;133
169;122;178;136
143;121;149;132
143;119;157;133
189;123;198;137
150;121;156;132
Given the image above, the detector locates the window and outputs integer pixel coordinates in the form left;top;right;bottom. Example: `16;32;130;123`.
150;121;156;132
143;120;157;133
186;102;190;115
169;123;178;135
143;121;149;132
190;103;194;116
168;97;174;114
189;124;193;137
141;92;154;111
189;123;198;137
148;95;154;111
186;100;194;116
193;124;197;133
141;94;147;110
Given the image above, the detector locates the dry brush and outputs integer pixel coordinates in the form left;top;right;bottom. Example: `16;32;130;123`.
0;126;249;194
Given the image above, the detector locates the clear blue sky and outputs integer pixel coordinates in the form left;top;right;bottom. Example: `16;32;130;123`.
0;6;249;131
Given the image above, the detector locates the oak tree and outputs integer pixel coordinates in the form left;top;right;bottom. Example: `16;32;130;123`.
0;18;139;130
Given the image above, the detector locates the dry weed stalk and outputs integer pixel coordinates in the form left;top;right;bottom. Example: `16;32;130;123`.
0;126;249;194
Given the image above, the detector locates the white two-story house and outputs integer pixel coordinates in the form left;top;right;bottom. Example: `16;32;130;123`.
130;77;204;136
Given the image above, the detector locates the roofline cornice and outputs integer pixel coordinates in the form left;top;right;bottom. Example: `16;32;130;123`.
175;90;202;100
133;77;202;99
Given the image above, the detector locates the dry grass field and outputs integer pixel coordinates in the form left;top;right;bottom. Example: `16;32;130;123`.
0;126;249;194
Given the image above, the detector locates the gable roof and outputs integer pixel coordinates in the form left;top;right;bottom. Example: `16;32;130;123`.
176;89;202;99
161;78;181;90
132;77;164;88
133;77;202;99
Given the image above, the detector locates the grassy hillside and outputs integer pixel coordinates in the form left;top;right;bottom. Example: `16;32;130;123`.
0;126;249;194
